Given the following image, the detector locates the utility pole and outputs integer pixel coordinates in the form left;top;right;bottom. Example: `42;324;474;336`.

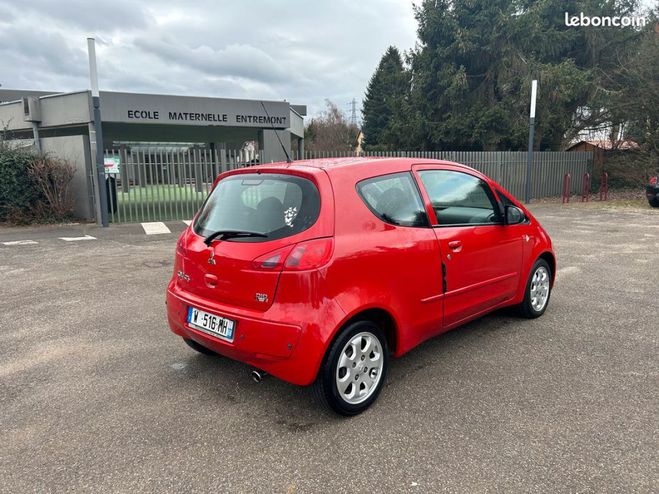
87;37;109;227
524;80;538;204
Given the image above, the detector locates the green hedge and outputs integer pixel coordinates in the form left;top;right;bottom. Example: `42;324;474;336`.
0;146;41;223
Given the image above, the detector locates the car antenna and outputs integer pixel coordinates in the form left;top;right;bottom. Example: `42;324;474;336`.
260;101;292;163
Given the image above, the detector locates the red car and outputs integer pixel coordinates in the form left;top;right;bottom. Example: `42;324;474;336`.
647;175;658;207
166;158;555;415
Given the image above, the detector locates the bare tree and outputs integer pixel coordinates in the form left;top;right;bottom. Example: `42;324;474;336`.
28;157;76;219
304;100;360;153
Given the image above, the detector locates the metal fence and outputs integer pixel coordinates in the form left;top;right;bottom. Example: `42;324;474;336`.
103;148;592;223
103;147;261;223
293;150;593;199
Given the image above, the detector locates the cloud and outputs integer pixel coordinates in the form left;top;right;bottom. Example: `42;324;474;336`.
0;0;418;117
12;0;151;30
134;38;291;84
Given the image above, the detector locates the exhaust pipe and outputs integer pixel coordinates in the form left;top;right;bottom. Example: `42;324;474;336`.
251;369;268;383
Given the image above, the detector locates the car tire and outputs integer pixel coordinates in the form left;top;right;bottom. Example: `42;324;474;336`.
649;197;659;208
519;258;552;319
183;338;218;356
313;320;389;416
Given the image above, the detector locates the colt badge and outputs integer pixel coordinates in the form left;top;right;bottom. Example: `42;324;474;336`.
208;249;216;265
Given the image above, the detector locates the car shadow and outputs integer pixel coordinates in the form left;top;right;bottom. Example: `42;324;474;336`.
169;307;527;425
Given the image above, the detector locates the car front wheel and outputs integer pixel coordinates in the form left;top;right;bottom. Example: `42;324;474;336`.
519;258;552;318
314;321;389;416
649;197;659;208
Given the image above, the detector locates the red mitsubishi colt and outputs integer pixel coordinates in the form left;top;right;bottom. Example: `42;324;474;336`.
166;158;555;415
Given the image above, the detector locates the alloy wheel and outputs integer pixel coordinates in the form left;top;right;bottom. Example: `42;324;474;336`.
335;331;384;405
530;266;550;312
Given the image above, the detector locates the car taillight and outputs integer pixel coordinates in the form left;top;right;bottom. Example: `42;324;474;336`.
251;238;334;271
650;176;657;185
176;237;187;255
252;245;295;270
284;238;334;271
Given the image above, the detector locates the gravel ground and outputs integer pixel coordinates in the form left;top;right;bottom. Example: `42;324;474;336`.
0;204;657;493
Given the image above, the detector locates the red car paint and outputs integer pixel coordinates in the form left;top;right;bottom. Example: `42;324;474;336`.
166;158;555;386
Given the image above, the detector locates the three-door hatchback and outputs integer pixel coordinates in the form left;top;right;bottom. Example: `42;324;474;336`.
166;158;555;415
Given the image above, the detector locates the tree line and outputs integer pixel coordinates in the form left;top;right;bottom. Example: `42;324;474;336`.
361;0;657;161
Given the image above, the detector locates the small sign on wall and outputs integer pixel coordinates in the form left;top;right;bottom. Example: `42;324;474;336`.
104;156;120;174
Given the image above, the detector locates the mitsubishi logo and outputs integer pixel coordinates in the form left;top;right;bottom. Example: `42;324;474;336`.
208;250;216;265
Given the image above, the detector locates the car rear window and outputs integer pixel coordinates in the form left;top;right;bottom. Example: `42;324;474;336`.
194;173;321;242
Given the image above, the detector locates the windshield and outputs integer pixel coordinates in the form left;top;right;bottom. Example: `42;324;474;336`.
194;173;321;242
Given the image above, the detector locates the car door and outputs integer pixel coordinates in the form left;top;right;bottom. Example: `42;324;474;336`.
351;171;445;348
413;165;524;328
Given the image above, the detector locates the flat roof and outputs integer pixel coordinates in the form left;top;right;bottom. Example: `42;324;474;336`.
0;89;306;137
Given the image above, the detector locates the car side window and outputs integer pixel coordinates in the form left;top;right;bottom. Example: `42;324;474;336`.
417;169;502;226
357;172;429;227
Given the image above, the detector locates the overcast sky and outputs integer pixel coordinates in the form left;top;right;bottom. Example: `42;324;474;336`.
2;1;655;120
0;0;418;118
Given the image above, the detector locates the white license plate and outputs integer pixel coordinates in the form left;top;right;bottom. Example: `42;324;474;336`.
187;307;235;341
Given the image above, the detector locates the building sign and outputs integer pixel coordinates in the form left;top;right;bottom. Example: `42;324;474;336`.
100;92;290;129
104;156;120;174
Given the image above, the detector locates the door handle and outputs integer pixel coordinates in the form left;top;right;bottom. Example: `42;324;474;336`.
204;273;218;288
448;240;463;252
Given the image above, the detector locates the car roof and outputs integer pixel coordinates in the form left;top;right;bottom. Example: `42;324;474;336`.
253;157;482;177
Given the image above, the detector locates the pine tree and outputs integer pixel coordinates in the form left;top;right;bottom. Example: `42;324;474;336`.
371;0;644;151
361;46;408;150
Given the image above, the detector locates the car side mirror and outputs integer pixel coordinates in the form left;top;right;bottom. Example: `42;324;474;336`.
505;205;525;225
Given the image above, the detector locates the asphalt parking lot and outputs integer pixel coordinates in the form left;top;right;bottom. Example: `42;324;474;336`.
1;204;657;493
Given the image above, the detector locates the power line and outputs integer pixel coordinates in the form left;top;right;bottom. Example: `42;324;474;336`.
347;98;359;127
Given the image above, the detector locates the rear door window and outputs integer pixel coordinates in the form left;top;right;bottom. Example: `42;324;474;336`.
194;173;320;242
417;170;502;226
357;172;428;227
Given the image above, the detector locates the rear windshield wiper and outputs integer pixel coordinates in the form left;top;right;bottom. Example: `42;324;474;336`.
203;230;268;246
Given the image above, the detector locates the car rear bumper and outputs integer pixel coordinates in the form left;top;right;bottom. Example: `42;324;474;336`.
166;282;332;386
646;185;659;199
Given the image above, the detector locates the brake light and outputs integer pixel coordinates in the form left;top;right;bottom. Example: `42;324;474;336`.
176;236;187;255
650;177;657;185
252;245;295;270
252;238;334;271
284;238;334;271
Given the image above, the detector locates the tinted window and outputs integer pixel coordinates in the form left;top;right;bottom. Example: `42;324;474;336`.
418;170;501;226
357;172;428;227
194;173;320;242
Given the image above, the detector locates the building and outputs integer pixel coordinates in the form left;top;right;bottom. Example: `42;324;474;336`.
566;139;639;171
0;89;306;220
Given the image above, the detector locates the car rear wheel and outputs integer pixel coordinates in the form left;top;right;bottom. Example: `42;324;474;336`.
649;197;659;208
314;320;389;416
183;338;218;356
519;258;552;319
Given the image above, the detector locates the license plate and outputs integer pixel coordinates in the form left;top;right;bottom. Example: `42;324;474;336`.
187;307;235;341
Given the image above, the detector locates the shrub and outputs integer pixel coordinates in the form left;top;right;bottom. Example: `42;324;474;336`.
604;151;658;188
0;145;41;223
28;157;76;221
